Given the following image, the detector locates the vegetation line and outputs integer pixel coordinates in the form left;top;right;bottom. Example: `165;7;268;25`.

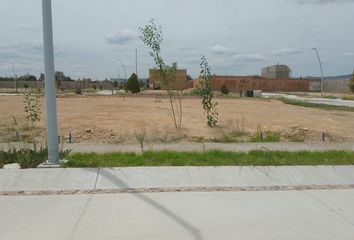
62;150;354;168
278;97;354;112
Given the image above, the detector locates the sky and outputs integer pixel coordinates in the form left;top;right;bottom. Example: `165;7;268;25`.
0;0;354;80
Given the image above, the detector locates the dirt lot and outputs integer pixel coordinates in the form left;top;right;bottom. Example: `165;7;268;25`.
1;95;354;144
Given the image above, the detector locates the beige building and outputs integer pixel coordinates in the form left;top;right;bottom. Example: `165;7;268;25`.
262;64;291;79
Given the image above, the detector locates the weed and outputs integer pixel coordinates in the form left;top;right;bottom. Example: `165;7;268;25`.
251;125;281;142
0;147;71;169
213;119;248;143
135;128;146;152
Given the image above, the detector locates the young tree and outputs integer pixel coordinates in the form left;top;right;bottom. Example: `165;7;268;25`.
126;73;140;93
200;56;218;127
221;83;229;95
139;19;182;128
349;70;354;93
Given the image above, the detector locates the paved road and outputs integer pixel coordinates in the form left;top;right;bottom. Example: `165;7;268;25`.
1;166;354;240
264;92;354;107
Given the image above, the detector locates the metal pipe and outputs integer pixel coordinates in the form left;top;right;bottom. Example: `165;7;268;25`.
117;59;127;81
312;48;324;97
11;63;17;93
42;0;59;164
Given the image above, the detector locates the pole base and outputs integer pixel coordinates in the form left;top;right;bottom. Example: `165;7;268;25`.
37;160;67;168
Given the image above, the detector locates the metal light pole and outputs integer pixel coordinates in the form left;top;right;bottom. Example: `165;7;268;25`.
42;0;59;164
135;48;138;77
11;63;18;93
117;59;127;81
312;48;324;97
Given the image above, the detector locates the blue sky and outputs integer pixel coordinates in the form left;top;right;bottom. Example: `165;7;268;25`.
0;0;354;79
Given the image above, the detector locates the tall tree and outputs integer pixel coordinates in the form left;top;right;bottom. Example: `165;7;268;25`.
126;73;140;93
139;19;183;128
200;56;218;127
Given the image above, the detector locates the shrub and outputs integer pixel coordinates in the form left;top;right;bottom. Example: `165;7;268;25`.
221;84;229;95
251;126;281;142
23;89;41;135
126;73;141;93
75;88;82;94
200;56;218;127
93;85;97;90
0;147;72;169
23;83;29;89
99;85;103;90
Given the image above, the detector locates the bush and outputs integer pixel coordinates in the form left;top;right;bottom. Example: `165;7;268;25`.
99;85;103;90
221;84;229;95
251;129;281;143
17;148;47;169
126;73;141;93
183;88;203;96
75;88;82;94
23;83;29;89
0;147;72;169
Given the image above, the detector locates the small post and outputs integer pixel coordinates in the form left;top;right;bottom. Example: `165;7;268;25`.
68;133;72;144
260;131;264;141
58;135;61;144
321;132;325;142
15;131;20;142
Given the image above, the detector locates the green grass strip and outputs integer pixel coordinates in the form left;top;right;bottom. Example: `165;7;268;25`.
278;97;354;112
62;150;354;168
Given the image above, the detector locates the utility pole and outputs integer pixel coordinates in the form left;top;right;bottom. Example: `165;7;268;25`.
42;0;59;164
135;48;138;77
11;63;18;93
312;48;324;97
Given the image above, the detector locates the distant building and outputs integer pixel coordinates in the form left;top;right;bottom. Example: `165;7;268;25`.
149;69;193;90
262;64;291;79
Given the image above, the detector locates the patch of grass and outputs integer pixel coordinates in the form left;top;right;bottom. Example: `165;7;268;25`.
250;131;281;143
63;150;354;168
0;147;71;169
278;97;354;112
213;119;248;143
318;95;338;99
182;88;203;96
342;96;354;101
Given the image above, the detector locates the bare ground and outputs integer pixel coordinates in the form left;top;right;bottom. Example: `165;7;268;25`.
1;95;354;144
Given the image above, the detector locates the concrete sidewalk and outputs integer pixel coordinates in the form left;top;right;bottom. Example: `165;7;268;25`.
1;166;354;240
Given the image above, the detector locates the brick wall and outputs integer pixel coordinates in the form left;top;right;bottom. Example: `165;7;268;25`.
324;78;351;93
0;80;114;90
193;76;314;92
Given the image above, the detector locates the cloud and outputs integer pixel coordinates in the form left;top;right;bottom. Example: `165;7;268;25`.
272;47;303;56
0;41;43;62
231;53;268;62
343;52;354;57
208;45;237;55
296;0;354;4
105;29;137;45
